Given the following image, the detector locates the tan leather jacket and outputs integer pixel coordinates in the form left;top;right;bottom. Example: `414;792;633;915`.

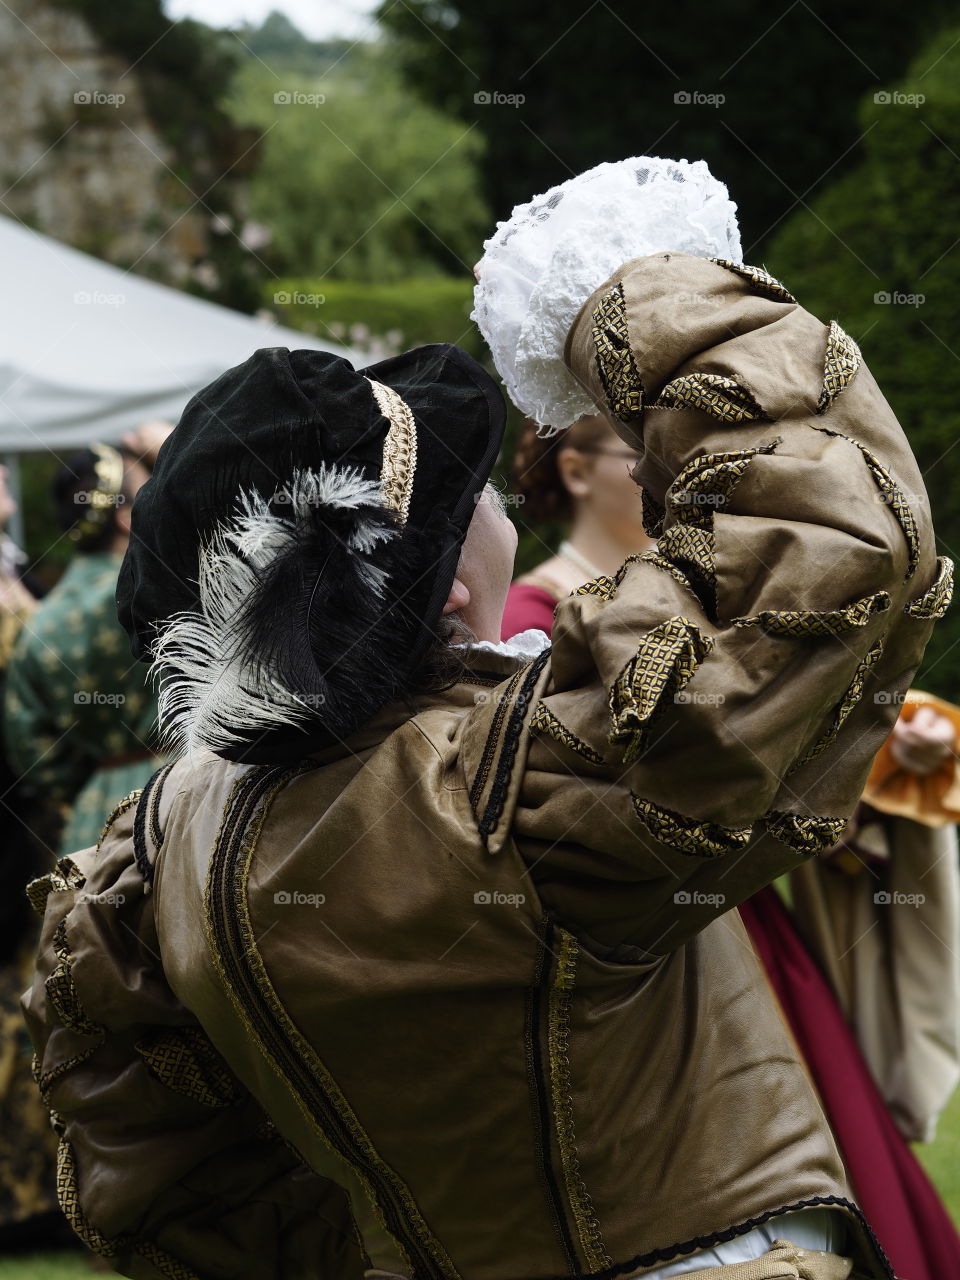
24;255;950;1280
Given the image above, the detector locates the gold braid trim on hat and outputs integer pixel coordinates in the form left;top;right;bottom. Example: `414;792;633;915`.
367;379;417;524
70;442;124;545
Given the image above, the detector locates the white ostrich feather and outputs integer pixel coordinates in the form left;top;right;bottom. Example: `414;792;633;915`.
149;463;397;758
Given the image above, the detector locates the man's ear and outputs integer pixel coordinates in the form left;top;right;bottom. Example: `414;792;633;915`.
442;576;471;615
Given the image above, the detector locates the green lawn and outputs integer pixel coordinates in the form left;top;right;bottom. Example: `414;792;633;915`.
1;1098;959;1278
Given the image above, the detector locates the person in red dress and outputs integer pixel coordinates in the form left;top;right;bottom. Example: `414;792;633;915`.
502;414;960;1280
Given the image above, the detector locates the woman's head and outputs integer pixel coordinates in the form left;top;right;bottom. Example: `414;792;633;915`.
512;414;647;547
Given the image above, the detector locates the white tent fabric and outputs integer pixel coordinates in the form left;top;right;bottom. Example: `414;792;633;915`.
0;215;358;453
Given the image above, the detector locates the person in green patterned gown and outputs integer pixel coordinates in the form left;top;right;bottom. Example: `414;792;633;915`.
5;431;171;857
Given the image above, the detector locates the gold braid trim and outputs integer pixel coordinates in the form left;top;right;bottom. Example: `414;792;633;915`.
789;640;885;772
46;919;103;1038
764;812;847;856
592;282;644;422
97;788;143;852
709;259;797;304
34;1042;102;1103
631;796;753;859
367;379;417;525
574;575;616;601
608;617;714;765
530;701;605;764
205;769;458;1279
816;320;862;414
548;927;612;1272
653;373;767;424
733;590;891;638
905;555;954;619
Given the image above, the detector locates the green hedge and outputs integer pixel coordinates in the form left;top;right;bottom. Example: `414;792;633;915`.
266;277;484;361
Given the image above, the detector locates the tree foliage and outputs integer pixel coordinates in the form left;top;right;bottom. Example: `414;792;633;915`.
767;27;960;694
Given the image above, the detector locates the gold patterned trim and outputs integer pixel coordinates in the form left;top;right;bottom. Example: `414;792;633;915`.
205;767;458;1280
816;428;921;581
46;919;103;1038
657;524;717;589
135;1027;243;1109
573;575;616;601
764;812;847;856
530;701;605;764
653;373;767;424
668;439;780;521
816;320;862;414
631;796;753;858
57;1139;123;1256
56;1139;200;1276
710;259;797;305
608;617;714;765
592;282;644;422
790;640;885;771
27;856;87;917
367;378;418;525
641;487;665;538
34;1042;102;1102
904;556;954;619
733;590;891;638
548;926;612;1272
97;788;143;852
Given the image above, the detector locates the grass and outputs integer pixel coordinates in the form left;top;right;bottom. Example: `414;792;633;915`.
1;1093;959;1277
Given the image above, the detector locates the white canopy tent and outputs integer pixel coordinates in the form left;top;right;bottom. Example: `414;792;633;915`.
0;215;356;453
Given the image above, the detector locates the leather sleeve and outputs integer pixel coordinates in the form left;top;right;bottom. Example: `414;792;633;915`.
21;799;365;1280
474;262;951;957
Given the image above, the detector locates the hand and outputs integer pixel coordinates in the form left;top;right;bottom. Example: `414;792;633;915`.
890;704;956;776
121;420;175;470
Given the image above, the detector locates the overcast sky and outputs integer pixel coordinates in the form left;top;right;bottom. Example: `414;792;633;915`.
163;0;380;40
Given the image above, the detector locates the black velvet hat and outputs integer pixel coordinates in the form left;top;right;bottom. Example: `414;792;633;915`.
116;343;505;764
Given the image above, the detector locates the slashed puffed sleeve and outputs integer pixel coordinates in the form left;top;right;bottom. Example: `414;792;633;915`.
466;254;952;956
22;791;365;1280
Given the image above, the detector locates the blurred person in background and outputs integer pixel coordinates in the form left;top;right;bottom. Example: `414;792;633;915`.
0;464;66;1249
4;425;173;857
502;415;960;1280
501;413;651;638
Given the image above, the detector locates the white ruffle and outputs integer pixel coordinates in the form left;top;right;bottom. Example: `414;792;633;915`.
459;628;551;660
471;156;742;431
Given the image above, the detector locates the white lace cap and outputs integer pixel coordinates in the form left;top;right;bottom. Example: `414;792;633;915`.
471;156;742;432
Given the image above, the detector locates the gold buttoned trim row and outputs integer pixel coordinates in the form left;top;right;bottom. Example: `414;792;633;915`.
367;378;418;524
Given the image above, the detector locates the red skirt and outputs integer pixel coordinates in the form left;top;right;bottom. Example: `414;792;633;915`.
740;886;960;1280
